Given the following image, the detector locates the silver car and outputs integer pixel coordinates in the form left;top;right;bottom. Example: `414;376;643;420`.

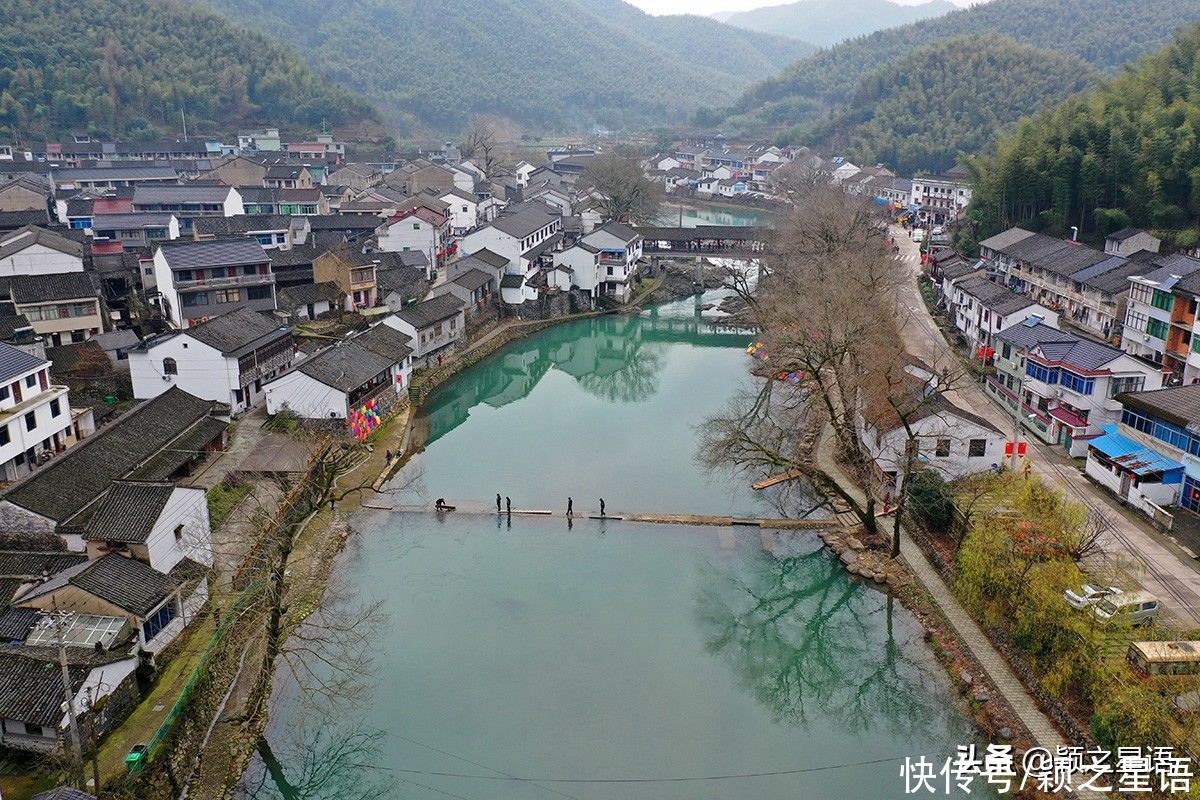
1064;584;1122;610
1094;591;1160;626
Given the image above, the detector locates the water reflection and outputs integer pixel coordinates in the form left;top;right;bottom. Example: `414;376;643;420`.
698;534;955;739
424;312;750;445
239;717;388;800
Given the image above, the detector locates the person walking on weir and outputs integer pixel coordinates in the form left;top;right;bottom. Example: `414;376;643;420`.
599;498;606;517
567;497;573;517
506;496;512;516
496;493;502;514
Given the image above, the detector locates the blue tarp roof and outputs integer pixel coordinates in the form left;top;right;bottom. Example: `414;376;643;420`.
1090;424;1184;478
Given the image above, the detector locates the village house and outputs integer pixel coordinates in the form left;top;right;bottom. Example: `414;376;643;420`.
0;343;77;481
1120;256;1200;383
313;245;381;311
989;320;1162;456
49;166;178;192
262;164;315;189
0;387;227;548
951;275;1059;359
376;206;450;279
459;201;562;305
553;242;602;301
859;360;1007;491
1081;384;1200;523
129;306;293;412
0;273;104;347
438;187;480;235
152;239;276;328
580;222;642;302
190;214;299;250
911;168;972;225
264;323;413;420
132;185;244;231
0;225;85;276
1105;227;1162;258
327;163;383;192
382;294;466;365
431;268;493;316
89;212;180;247
0;177;50;213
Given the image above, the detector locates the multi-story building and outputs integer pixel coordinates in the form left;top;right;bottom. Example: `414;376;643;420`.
313;245;380;311
90;213;180;247
989;320;1163;455
132;185;244;231
580;222;643;302
911;170;972;225
950;276;1058;359
459;201;561;304
129;306;293;413
152;239;276;328
0;342;75;481
1120;256;1200;383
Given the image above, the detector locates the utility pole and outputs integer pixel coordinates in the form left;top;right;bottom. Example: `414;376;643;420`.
85;687;101;797
52;607;85;788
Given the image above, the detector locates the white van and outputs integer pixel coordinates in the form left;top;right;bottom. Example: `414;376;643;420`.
1094;591;1160;626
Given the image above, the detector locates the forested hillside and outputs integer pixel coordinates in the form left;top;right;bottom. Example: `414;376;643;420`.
802;36;1094;174
723;0;1200;131
193;0;814;132
721;0;954;47
0;0;377;141
965;24;1200;251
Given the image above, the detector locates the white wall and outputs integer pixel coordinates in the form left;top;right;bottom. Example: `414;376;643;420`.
442;194;477;233
222;188;245;216
0;241;85;276
378;218;437;278
264;369;347;419
145;486;213;573
129;334;238;405
866;413;1006;492
152;249;183;328
460;227;520;272
555;247;599;293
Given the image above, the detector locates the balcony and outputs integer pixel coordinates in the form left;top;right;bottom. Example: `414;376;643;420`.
173;272;273;290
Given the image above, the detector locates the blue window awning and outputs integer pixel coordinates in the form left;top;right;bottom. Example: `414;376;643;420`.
1089;424;1184;477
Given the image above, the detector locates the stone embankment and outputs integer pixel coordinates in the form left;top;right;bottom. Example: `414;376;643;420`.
818;524;912;591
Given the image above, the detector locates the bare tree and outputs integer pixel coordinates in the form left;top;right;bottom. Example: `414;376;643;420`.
460;115;505;179
582;152;662;224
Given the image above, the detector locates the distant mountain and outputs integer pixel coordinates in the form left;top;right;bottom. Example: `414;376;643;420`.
722;0;956;46
724;0;1200;133
804;35;1094;173
191;0;815;133
0;0;377;141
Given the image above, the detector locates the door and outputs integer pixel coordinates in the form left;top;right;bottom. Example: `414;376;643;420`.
1119;472;1132;499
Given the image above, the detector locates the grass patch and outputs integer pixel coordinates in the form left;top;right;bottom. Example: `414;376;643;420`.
208;480;253;530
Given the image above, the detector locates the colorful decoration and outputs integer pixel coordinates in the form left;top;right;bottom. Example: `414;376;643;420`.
348;398;383;442
748;342;803;383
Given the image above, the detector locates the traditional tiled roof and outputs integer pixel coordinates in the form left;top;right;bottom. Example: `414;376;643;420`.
191;215;291;236
490;201;558;239
1116;384;1200;428
90;213;175;229
0;225;85;262
133;185;233;205
1;388;223;523
1107;227;1146;242
46;341;107;376
0;648;90;726
183;306;287;355
277;281;341;311
978;227;1036;253
296;341;394;392
156;239;269;271
0;606;39;640
81;482;175;544
0;210;52;230
954;276;1035;316
453;269;493;291
0;550;88;578
2;271;97;303
394;293;464;330
995;321;1125;371
470;249;509;269
354;323;412;363
70;554;176;617
0;340;47;381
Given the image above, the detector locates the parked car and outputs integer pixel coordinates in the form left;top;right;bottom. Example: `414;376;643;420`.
1094;590;1160;626
1064;584;1122;610
912;229;925;242
931;226;944;236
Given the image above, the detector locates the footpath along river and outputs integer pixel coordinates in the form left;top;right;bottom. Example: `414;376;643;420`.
242;286;993;799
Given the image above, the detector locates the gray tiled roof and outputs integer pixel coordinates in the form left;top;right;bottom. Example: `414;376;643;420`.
955;276;1035;316
994;321;1124;371
277;281;341;311
2;271;98;303
1117;384;1200;428
0;225;85;262
355;323;413;363
0;649;90;726
0;210;53;229
91;213;175;229
156;239;270;271
453;269;493;291
0;340;47;382
81;482;175;543
470;249;509;269
307;215;380;232
70;554;176;617
0;606;39;640
183;306;287;355
191;215;291;236
0;550;88;578
489;201;559;239
1;388;223;523
1106;227;1145;242
133;185;234;204
394;293;464;330
53;166;177;182
940;260;980;280
297;340;393;391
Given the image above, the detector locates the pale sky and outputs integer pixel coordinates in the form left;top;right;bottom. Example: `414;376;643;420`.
628;0;973;15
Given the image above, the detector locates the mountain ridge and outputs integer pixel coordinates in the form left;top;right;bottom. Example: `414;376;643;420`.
722;0;956;47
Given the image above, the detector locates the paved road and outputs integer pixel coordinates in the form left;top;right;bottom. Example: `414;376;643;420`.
891;228;1200;625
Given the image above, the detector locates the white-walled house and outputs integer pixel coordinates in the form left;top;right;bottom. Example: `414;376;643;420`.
951;275;1059;358
81;480;212;573
554;242;602;298
382;294;466;364
129;306;294;413
264;323;413;420
0;226;85;276
458;201;561;305
376;207;449;279
439;188;479;235
0;343;76;482
581;221;642;302
152;239;277;329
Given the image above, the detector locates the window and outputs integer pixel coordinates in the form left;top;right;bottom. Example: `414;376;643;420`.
0;424;9;445
1026;362;1059;384
24;375;34;388
181;292;209;307
177;269;193;282
1147;318;1170;340
935;439;951;457
23;723;44;737
215;289;241;303
413;223;421;230
1001;343;1012;361
163;357;178;376
1125;310;1148;332
1059;371;1095;396
49;399;60;417
0;385;8;401
174;524;184;543
23;411;35;432
144;267;154;276
968;439;986;457
247;285;272;301
1151;289;1174;311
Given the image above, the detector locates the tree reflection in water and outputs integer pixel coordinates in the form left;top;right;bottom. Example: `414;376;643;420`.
697;533;954;739
238;715;388;800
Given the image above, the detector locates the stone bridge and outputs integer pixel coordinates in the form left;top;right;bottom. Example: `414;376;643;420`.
635;225;771;258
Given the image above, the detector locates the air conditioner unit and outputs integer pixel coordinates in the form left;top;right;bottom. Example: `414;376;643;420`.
1144;333;1153;342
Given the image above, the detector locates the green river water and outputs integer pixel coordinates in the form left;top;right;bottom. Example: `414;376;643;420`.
244;292;987;800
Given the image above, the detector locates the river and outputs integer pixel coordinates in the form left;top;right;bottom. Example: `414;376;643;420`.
242;290;986;800
654;200;770;228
